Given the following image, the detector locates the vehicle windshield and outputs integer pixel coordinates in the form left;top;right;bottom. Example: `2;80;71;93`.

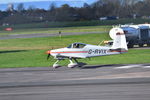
67;43;86;48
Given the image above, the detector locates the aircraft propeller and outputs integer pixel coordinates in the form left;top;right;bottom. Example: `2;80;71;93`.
46;50;51;60
47;54;51;60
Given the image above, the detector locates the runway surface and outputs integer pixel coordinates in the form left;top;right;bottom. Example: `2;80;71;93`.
0;64;150;100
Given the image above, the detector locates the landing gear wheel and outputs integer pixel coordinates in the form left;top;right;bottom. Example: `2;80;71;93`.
53;64;61;68
68;63;78;68
68;58;78;68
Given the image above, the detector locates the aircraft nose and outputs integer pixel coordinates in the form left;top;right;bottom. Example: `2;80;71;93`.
46;50;51;54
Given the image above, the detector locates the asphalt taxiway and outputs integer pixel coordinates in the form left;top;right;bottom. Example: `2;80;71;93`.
0;32;102;40
0;64;150;100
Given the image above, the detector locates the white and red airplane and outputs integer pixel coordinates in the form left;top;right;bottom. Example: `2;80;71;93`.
47;28;128;68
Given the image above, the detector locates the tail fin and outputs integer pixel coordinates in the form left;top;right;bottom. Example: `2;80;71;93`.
111;32;128;52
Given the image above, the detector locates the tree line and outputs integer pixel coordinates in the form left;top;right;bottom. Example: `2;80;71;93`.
0;0;150;25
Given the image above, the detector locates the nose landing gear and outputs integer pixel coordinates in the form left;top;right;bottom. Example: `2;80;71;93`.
53;60;61;68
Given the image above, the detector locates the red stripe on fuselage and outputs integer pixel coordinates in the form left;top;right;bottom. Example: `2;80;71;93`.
51;51;88;54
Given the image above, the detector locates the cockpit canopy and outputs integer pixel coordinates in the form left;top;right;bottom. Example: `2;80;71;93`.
67;43;86;48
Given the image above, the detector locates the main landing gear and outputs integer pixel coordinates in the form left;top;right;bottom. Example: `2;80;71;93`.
52;58;84;68
68;58;78;68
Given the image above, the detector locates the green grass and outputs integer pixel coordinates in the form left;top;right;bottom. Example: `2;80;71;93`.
0;25;111;35
0;33;110;50
0;50;48;68
0;48;150;68
0;33;150;68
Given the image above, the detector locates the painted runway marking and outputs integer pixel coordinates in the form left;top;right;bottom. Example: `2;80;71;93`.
114;65;141;69
143;66;150;68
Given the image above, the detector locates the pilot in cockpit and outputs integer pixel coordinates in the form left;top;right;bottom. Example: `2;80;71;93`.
73;43;79;48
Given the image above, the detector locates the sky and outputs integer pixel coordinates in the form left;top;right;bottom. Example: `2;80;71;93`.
0;0;98;11
0;0;86;4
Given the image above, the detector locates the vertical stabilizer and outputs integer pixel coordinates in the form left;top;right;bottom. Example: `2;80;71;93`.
111;32;128;51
